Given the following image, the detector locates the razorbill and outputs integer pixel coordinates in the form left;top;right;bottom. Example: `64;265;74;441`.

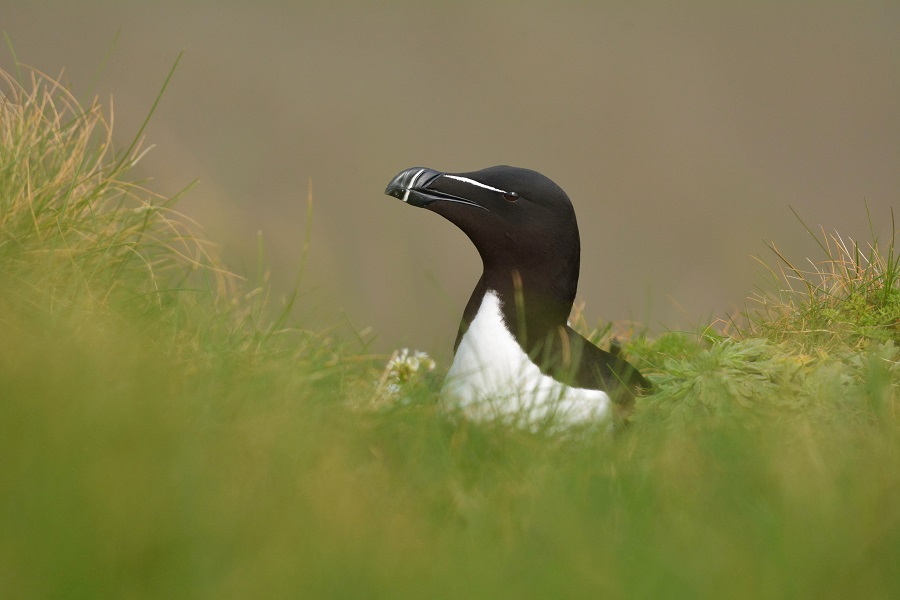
385;166;649;426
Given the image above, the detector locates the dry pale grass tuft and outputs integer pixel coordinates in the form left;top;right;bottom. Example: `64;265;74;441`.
0;64;236;318
745;208;900;349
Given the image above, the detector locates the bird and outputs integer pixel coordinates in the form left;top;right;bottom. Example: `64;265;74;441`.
385;165;649;427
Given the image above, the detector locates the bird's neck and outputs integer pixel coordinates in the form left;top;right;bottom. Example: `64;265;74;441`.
455;261;579;353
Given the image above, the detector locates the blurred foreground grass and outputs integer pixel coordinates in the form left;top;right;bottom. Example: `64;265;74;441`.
1;66;898;599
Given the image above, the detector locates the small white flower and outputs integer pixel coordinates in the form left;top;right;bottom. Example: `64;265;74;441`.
377;348;437;403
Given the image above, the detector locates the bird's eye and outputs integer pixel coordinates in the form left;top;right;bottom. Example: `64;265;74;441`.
503;191;519;202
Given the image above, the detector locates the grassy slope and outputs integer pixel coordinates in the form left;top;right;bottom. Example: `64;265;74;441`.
1;67;898;599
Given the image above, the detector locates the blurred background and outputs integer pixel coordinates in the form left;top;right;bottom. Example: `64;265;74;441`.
3;2;898;362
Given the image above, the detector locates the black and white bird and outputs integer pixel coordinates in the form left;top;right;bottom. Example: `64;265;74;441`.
385;166;649;426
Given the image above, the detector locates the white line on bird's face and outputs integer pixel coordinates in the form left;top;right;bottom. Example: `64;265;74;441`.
444;175;512;195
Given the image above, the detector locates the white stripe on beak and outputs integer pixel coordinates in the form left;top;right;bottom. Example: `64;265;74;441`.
402;168;426;203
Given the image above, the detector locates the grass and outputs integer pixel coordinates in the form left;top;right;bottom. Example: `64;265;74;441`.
1;65;898;599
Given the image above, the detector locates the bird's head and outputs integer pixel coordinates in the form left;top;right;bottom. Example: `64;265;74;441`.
385;166;580;279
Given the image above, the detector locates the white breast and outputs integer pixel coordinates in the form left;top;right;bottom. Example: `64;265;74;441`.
443;291;611;427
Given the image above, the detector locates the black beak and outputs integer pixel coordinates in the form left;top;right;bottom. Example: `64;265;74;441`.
385;167;489;211
385;167;443;207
